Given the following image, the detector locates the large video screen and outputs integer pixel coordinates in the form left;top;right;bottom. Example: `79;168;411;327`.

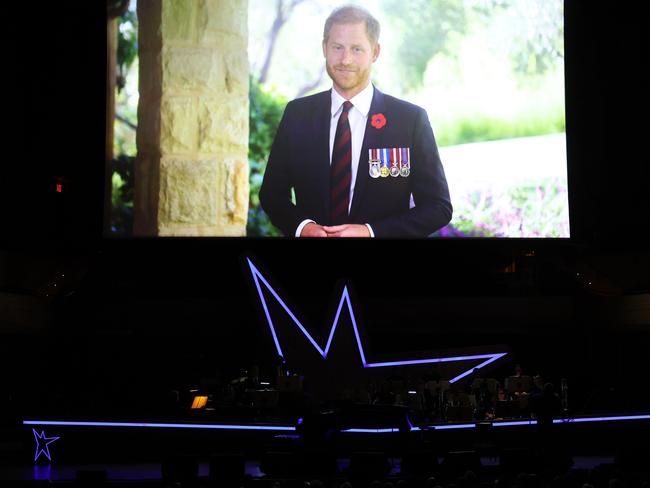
109;0;568;238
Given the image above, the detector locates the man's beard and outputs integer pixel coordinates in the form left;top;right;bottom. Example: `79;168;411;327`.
326;63;369;92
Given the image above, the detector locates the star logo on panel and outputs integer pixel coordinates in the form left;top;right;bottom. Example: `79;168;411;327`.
246;258;507;383
33;428;60;462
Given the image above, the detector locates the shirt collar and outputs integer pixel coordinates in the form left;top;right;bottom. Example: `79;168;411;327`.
331;83;374;118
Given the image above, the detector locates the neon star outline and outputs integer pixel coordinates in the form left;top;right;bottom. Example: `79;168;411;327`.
32;428;60;462
247;258;507;383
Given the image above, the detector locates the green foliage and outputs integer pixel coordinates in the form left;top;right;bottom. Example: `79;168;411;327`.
497;0;564;79
113;96;137;156
117;9;138;84
110;155;135;235
247;77;289;237
382;0;467;92
379;0;562;92
249;77;288;163
467;0;510;17
110;8;138;236
435;110;566;147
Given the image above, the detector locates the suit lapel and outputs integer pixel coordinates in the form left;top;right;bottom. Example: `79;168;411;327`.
313;90;333;219
350;86;386;220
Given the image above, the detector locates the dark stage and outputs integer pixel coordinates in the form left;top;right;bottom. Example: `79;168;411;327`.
2;1;650;487
4;413;650;484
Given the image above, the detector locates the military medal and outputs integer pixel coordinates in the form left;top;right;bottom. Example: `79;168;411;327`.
371;148;410;178
368;149;380;178
380;148;390;177
390;147;400;177
400;147;410;177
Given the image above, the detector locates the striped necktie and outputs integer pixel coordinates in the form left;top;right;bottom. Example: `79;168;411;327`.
330;100;353;225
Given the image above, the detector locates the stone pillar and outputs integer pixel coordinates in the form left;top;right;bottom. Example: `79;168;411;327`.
134;0;249;236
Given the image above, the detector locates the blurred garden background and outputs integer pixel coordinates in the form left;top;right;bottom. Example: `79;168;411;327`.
111;0;569;238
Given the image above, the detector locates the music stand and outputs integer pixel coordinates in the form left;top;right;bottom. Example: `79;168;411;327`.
505;375;531;394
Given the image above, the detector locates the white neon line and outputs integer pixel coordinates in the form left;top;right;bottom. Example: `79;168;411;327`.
449;353;508;383
249;262;284;358
492;420;537;427
345;289;368;366
246;257;507;383
248;259;325;356
366;354;498;368
23;420;295;431
23;414;650;433
343;428;399;433
434;423;476;430
553;414;650;424
324;288;346;357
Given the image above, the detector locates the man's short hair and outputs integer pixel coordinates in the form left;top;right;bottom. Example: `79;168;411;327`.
323;5;380;46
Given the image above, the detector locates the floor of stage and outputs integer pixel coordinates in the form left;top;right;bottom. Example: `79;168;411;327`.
0;456;618;483
4;412;648;483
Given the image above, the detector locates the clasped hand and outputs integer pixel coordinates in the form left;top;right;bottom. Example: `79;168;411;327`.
301;223;370;238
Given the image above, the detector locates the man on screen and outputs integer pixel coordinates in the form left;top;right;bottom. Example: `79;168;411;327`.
259;5;452;237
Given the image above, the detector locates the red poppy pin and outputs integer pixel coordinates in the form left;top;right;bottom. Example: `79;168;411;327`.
371;113;387;130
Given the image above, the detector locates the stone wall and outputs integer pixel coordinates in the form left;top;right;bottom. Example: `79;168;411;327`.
134;0;249;236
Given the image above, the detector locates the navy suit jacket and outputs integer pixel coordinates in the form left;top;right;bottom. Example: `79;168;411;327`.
259;86;452;237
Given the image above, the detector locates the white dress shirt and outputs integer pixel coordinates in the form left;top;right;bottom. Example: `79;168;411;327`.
295;83;375;237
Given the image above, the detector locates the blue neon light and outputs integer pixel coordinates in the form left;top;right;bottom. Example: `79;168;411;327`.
33;464;52;480
23;413;650;436
492;420;537;427
32;429;60;462
433;423;476;430
343;428;400;433
246;258;507;383
24;420;295;431
553;414;650;424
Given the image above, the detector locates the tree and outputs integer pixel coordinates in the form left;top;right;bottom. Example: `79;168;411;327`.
254;0;326;99
505;0;564;77
259;0;310;84
381;0;468;92
116;8;138;93
466;0;563;78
